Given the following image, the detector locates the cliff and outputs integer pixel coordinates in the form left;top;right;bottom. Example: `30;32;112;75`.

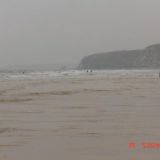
78;44;160;69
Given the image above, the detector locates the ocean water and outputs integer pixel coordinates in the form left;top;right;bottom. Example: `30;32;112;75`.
0;69;158;80
0;69;160;160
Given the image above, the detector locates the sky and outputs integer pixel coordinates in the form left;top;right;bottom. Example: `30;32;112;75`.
1;0;160;68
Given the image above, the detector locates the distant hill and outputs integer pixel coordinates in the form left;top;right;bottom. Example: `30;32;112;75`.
78;44;160;69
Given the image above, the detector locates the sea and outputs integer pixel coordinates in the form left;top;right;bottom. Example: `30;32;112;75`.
0;69;160;160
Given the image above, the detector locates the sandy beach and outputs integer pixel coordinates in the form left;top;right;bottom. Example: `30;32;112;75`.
0;70;160;160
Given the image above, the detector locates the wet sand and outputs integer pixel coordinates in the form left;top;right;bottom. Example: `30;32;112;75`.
0;71;160;159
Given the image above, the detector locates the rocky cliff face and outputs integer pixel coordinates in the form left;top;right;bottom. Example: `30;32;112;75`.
78;44;160;69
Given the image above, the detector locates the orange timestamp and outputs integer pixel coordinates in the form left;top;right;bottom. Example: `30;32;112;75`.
142;142;160;149
129;141;160;149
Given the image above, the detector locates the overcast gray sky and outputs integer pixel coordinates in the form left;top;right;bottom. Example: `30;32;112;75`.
1;0;160;67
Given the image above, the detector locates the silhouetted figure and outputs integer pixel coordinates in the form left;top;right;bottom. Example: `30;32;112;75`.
86;70;93;73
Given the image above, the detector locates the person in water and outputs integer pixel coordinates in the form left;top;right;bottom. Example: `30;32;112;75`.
86;70;93;73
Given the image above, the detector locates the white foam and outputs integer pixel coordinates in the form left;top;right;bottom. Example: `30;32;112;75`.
0;69;158;81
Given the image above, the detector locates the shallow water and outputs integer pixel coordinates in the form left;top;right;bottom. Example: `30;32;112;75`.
0;70;160;159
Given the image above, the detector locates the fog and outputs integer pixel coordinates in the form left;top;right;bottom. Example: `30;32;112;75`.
1;0;160;68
